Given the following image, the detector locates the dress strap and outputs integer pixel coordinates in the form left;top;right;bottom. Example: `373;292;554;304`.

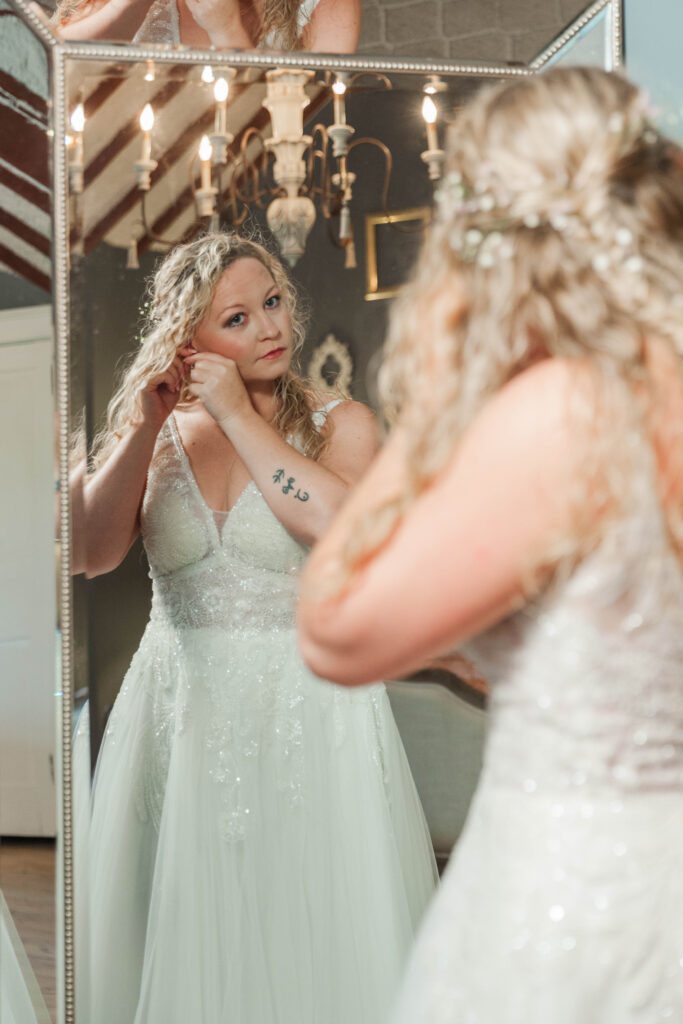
311;399;345;429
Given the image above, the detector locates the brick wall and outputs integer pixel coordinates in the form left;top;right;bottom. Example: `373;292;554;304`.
358;0;593;64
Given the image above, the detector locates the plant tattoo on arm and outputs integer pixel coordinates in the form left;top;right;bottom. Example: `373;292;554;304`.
273;468;310;502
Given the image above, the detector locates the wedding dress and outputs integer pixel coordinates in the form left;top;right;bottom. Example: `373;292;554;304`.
392;437;683;1024
133;0;320;46
82;403;437;1024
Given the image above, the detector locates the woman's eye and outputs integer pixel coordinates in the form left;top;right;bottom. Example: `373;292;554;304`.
226;312;245;327
265;294;280;309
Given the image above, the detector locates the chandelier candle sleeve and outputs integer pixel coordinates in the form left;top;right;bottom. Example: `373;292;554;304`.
199;135;212;190
140;104;154;162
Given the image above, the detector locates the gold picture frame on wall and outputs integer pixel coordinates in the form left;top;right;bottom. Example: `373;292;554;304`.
364;206;431;302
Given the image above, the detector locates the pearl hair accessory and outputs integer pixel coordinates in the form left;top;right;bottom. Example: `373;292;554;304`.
435;94;658;274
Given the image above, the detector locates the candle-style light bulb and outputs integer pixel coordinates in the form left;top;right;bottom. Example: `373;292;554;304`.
202;65;215;84
214;77;229;102
422;95;438;151
70;104;85;133
139;103;154;163
69;104;85;173
214;77;229;136
140;103;154;132
332;78;347;126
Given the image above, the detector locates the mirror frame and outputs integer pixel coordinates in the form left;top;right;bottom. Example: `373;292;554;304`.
5;2;624;1020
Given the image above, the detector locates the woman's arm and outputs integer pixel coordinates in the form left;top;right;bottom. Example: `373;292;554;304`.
301;0;361;53
55;0;151;41
223;399;379;545
297;358;592;685
73;354;186;577
185;351;379;545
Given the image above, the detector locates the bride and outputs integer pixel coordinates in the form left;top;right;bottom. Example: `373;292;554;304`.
73;232;436;1023
299;67;683;1022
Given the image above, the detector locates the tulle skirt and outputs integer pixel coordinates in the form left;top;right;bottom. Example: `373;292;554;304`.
75;620;437;1024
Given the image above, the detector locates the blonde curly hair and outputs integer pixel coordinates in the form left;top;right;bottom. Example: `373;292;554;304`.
346;67;683;583
90;232;327;469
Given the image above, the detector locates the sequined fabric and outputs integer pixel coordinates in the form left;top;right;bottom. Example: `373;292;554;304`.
83;405;438;1024
393;450;683;1023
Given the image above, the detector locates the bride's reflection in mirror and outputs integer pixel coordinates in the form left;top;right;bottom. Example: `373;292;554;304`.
54;0;361;51
72;231;436;1024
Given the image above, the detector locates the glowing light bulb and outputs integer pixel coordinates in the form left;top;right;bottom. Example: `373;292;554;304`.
214;77;229;103
70;104;85;133
139;104;154;163
421;95;437;125
422;95;439;151
202;65;214;83
140;103;155;132
332;78;347;125
199;134;212;162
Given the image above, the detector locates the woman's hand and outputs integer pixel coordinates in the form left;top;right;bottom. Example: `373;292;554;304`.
138;351;188;429
183;350;252;428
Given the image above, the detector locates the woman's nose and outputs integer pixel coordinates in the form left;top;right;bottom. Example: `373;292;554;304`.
257;311;279;339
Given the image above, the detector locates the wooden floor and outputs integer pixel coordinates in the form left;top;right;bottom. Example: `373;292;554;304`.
0;838;56;1022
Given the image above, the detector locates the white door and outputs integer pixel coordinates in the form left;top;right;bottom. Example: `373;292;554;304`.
0;305;56;836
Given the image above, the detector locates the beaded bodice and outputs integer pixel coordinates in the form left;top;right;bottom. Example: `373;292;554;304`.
464;484;683;799
141;414;310;635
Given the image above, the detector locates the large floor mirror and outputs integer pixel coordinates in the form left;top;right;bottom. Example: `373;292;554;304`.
0;1;624;1021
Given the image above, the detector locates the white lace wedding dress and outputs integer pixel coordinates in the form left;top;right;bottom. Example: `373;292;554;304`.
80;403;437;1024
392;442;683;1024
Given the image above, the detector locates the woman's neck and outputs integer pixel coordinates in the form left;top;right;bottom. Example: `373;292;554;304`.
246;380;280;423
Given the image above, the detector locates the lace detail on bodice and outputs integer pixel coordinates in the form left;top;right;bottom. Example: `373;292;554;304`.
134;0;320;46
141;414;310;634
463;469;683;801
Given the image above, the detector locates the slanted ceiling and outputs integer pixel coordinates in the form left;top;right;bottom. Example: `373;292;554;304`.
0;63;51;291
0;58;328;288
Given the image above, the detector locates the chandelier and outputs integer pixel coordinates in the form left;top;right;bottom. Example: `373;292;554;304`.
66;67;447;268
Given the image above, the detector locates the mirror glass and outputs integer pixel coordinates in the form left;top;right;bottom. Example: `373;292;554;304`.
66;53;497;1020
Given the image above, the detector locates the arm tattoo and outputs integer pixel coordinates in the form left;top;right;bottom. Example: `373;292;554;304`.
272;469;310;502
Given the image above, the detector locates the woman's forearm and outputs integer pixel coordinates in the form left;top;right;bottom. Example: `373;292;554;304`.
220;408;350;547
77;419;161;576
57;0;150;40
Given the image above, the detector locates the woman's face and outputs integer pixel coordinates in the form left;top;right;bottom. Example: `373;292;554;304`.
190;257;293;381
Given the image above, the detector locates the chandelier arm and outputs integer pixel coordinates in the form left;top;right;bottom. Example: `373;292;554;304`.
348;71;393;91
138;190;186;249
347;136;393;216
